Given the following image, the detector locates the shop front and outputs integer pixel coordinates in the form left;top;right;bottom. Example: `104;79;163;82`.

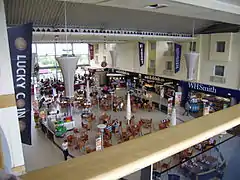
141;75;180;113
107;69;141;89
180;81;240;117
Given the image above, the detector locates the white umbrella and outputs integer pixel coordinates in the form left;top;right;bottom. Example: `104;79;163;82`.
170;107;177;126
86;79;90;101
126;92;132;125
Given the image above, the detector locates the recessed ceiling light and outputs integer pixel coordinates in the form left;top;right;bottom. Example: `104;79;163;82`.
145;4;168;9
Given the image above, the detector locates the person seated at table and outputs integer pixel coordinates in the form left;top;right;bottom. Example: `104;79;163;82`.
208;138;216;146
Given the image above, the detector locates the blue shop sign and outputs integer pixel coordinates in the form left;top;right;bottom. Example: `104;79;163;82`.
180;81;240;101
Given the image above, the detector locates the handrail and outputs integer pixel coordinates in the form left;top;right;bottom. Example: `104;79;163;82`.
21;105;240;180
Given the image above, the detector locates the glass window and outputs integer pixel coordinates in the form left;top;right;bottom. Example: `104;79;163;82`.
166;61;172;70
36;43;55;56
150;42;156;50
95;44;99;53
38;55;57;67
214;65;225;76
149;60;155;68
189;42;196;52
55;43;72;56
103;43;107;50
164;42;174;56
32;43;37;53
95;56;99;64
77;54;89;65
73;43;88;55
216;41;225;52
103;56;107;62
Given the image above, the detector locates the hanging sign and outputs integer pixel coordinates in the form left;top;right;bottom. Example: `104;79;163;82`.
138;42;145;67
8;23;33;145
88;44;94;60
174;43;182;73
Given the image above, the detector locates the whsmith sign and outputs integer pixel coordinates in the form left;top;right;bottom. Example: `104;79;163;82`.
181;81;240;102
188;82;217;94
8;23;32;145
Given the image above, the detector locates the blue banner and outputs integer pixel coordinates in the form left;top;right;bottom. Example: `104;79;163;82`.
138;42;145;67
8;23;33;145
174;43;182;73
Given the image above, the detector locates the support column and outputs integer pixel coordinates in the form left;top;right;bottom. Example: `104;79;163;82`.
56;56;78;97
0;0;25;173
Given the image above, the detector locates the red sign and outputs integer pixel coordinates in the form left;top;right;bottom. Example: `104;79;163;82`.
89;44;94;60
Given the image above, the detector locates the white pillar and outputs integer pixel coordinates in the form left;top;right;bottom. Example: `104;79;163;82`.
0;0;25;173
56;56;78;98
184;52;199;80
126;93;132;125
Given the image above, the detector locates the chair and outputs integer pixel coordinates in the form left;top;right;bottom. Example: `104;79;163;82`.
168;174;180;180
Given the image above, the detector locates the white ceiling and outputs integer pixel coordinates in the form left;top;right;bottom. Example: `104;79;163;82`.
4;0;216;34
62;0;240;25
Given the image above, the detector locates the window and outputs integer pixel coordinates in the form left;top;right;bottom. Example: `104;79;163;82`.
103;43;107;50
78;54;89;65
166;61;172;70
36;43;55;56
73;43;88;55
214;65;225;76
95;44;99;53
216;41;225;52
55;43;72;56
149;60;155;68
150;42;156;50
189;42;196;52
103;56;107;62
38;55;57;67
164;42;174;56
95;56;99;64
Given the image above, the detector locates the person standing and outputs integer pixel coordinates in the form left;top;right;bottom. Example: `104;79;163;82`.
183;100;191;116
62;139;69;161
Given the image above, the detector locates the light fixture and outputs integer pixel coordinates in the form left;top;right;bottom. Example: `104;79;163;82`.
145;4;168;9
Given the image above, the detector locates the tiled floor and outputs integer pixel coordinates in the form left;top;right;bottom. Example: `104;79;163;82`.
22;119;64;172
23;90;193;173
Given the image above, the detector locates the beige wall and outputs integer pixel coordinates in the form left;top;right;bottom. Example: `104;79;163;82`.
115;42;148;74
199;33;240;89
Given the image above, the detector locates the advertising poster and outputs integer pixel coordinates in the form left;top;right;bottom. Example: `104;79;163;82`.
8;23;33;145
96;136;102;151
138;42;145;67
174;92;182;106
